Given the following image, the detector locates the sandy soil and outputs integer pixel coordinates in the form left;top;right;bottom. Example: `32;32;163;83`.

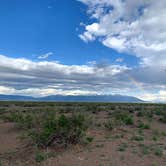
0;104;166;166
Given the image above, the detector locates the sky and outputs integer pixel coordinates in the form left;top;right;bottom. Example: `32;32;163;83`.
0;0;166;102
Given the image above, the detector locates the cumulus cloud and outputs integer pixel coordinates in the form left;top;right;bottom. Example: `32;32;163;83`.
78;0;166;67
77;0;166;102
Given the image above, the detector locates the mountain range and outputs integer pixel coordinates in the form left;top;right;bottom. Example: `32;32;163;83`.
0;94;143;102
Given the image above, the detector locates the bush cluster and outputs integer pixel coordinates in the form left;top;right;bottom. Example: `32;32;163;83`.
138;121;150;129
3;112;34;129
29;114;89;148
114;112;134;125
3;111;89;148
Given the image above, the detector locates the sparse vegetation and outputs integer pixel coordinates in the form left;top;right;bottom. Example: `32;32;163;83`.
159;113;166;123
0;102;165;165
104;119;116;130
29;114;89;148
138;121;150;129
113;111;134;125
154;147;163;157
35;151;47;163
118;143;128;152
131;135;144;141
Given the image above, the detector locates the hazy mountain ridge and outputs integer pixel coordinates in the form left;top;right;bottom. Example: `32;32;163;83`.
0;94;143;102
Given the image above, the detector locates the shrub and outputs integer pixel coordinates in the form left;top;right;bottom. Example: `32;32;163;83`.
29;115;57;147
4;112;23;122
159;113;166;123
86;105;100;113
104;117;123;130
118;143;128;151
85;136;94;143
131;135;144;141
29;114;89;148
3;112;34;129
137;111;144;117
161;131;166;136
139;144;150;155
114;112;134;125
110;106;116;110
152;135;158;142
137;110;153;119
123;116;134;125
145;110;153;118
138;122;150;129
21;114;33;129
154;107;165;116
35;151;46;163
154;147;163;157
104;119;115;130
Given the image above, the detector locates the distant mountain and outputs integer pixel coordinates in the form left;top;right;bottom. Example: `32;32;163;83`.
0;94;143;102
0;95;34;101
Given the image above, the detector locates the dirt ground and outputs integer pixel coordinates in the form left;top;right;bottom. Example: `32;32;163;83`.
0;103;166;166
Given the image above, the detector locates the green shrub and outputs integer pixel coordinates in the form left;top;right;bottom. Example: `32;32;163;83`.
110;106;116;110
123;116;134;125
154;147;163;157
154;109;165;116
85;136;94;143
139;144;150;155
118;143;128;151
131;135;144;141
3;112;34;129
152;135;158;142
21;114;33;129
35;151;46;163
145;110;153;118
4;110;90;148
137;111;144;117
114;112;134;125
138;122;150;129
137;110;153;119
4;112;23;122
104;119;115;130
29;115;57;147
159;113;166;123
29;114;89;148
161;131;166;136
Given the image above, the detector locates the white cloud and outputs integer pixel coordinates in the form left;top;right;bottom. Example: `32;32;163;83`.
0;54;128;76
0;54;165;101
103;37;126;52
138;90;166;103
0;53;166;101
17;88;100;97
0;86;100;97
0;86;15;94
0;54;131;95
116;58;124;63
77;0;166;102
78;0;166;67
79;32;95;42
38;52;53;59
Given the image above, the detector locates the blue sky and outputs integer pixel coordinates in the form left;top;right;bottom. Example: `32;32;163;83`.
0;0;138;66
0;0;166;102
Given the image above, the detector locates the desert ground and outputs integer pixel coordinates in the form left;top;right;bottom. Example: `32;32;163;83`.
0;102;166;166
